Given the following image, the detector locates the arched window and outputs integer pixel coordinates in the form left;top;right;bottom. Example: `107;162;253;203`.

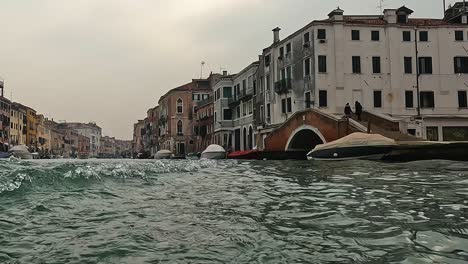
177;98;183;113
177;120;183;134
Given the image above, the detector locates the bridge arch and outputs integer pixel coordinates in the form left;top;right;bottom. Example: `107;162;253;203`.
285;125;326;151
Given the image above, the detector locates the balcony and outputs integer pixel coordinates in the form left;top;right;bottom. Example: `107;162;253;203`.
159;115;167;124
228;88;254;106
274;79;292;94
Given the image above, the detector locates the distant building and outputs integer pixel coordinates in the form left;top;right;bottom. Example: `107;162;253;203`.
194;98;214;152
36;114;51;154
144;106;159;156
0;96;10;147
256;4;468;143
212;64;259;152
157;78;213;155
132;120;145;155
100;136;116;158
63;122;102;157
25;107;37;150
115;139;132;158
10;103;27;146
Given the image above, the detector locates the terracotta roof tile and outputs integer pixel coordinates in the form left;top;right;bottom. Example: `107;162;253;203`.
316;16;457;27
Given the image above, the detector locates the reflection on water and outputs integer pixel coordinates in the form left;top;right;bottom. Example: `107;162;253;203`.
0;159;467;263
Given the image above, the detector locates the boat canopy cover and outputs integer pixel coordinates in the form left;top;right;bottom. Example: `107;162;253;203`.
313;133;396;152
9;145;29;152
202;144;226;154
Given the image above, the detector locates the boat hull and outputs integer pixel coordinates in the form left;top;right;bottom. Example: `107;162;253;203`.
0;152;12;159
200;152;226;160
308;146;395;161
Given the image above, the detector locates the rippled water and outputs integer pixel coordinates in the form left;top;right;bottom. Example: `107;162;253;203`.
1;159;468;263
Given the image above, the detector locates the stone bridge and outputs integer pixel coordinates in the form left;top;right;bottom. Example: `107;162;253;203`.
263;109;366;153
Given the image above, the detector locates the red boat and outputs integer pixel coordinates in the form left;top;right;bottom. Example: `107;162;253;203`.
227;150;262;160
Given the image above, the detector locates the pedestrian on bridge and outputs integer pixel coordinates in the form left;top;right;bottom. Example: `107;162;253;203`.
344;103;353;119
355;101;363;121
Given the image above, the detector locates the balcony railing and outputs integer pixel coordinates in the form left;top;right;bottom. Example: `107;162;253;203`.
229;88;254;105
274;79;292;94
159;115;167;124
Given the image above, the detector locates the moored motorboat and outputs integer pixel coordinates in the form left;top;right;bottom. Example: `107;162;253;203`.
9;145;33;160
200;144;226;160
307;133;396;161
228;149;262;160
0;152;12;159
154;150;173;160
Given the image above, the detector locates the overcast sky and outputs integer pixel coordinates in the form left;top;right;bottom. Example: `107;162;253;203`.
0;0;452;139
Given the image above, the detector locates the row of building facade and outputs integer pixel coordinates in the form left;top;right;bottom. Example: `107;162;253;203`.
0;82;131;158
133;3;468;156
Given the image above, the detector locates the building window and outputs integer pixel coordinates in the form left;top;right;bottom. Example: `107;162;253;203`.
403;31;411;42
420;91;435;108
260;105;264;122
242;79;246;90
404;57;413;74
418;57;433;74
352;56;361;73
371;30;380;41
223;87;232;98
286;66;292;80
266;75;271;91
397;14;408;23
279;47;284;58
303;32;310;44
223;109;232;120
372;56;381;74
351;30;360;40
317;29;326;40
455;30;464;41
176;98;183;113
266;103;271;118
287;97;292;113
281;99;286;114
319;90;328;107
443;127;468;141
373;91;382;108
405;90;414;108
458;91;468;108
177;120;183;134
426;127;439;141
454;57;468;73
236;106;240;119
304;58;311;76
305;92;311;108
253;80;257;96
318;55;327;73
214;112;217;122
265;55;271;66
419;31;428;42
286;43;291;54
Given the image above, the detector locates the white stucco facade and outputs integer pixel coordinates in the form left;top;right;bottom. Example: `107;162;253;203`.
259;4;468;141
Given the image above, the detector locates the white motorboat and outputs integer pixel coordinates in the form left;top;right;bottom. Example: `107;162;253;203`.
307;133;396;161
154;150;173;160
9;145;33;160
200;144;226;160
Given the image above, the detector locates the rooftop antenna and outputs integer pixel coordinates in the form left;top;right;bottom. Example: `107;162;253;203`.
200;61;206;79
378;0;385;13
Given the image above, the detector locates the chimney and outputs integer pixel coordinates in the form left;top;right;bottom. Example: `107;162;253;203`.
272;27;281;43
383;9;397;23
328;7;344;21
223;70;228;76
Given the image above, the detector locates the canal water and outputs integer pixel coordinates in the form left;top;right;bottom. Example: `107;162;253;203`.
0;159;467;263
